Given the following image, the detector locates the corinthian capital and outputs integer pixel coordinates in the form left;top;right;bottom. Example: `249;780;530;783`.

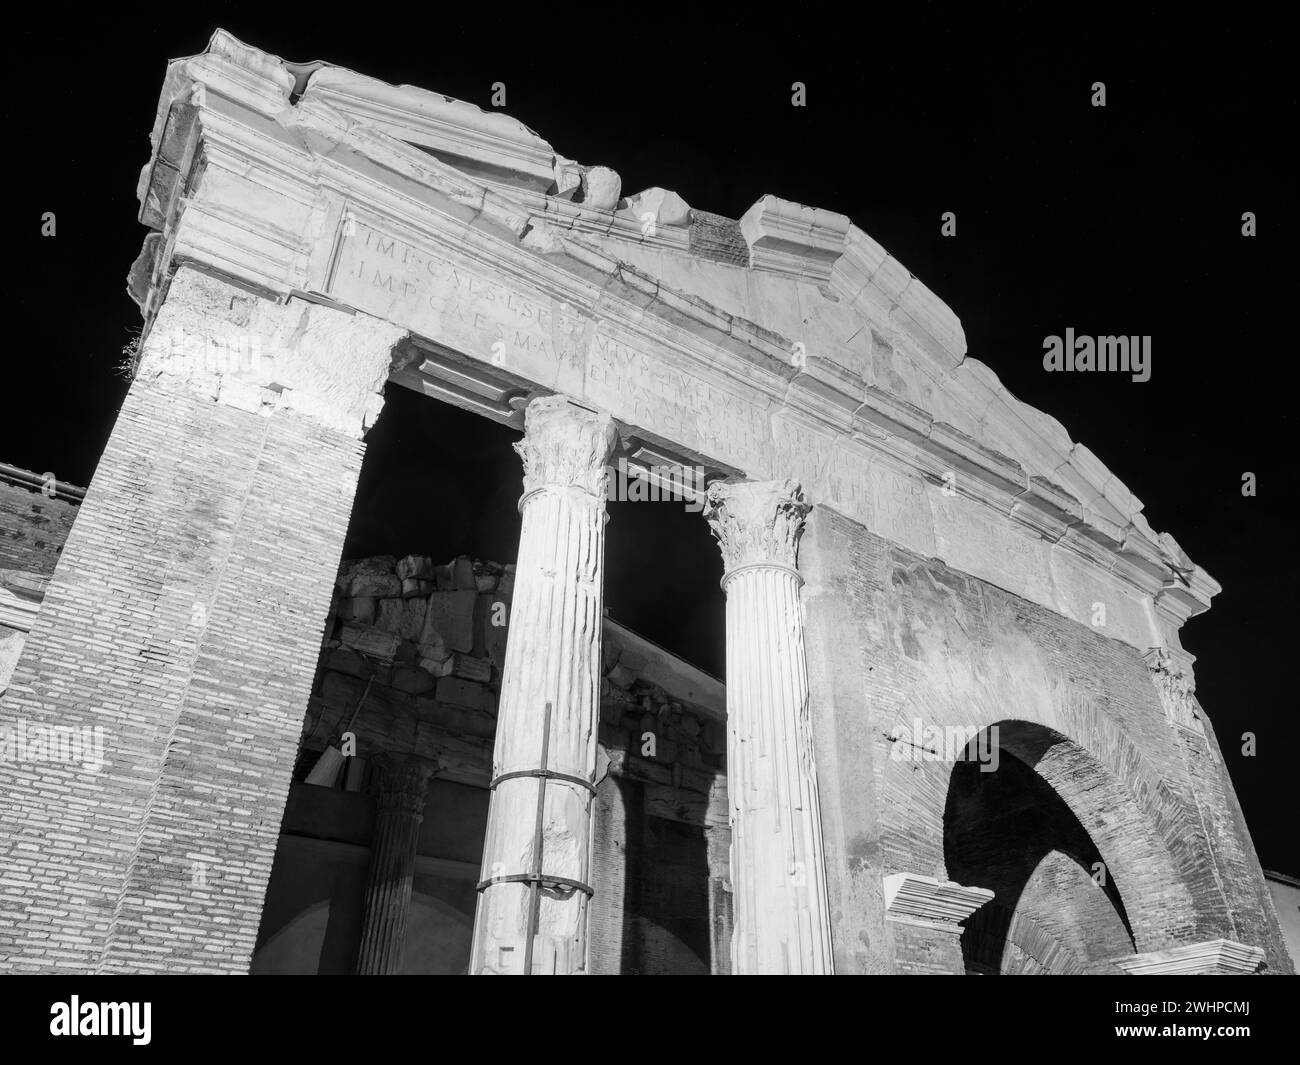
515;396;617;500
374;755;437;817
704;479;810;577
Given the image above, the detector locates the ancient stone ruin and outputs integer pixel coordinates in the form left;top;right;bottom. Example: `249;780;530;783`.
0;29;1290;975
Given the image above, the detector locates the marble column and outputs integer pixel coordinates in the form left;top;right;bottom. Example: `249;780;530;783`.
470;396;617;975
704;479;835;974
356;755;436;975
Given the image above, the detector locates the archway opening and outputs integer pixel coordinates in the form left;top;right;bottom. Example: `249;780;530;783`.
944;720;1137;974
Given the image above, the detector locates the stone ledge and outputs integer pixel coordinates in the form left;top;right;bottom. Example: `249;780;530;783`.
883;872;994;933
1111;939;1265;975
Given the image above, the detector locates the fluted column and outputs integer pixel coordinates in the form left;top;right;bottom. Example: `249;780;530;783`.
356;755;435;975
470;396;617;974
704;479;834;974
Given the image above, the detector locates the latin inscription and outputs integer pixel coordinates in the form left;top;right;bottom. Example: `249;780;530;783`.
333;222;587;373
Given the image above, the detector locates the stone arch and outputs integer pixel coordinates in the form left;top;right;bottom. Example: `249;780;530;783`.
250;901;331;974
398;893;474;974
882;713;1204;958
874;557;1221;956
945;722;1159;972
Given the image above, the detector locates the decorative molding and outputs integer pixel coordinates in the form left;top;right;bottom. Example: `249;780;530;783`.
304;66;557;194
1112;938;1265;975
0;588;40;634
739;195;851;280
704;479;809;577
883;872;995;933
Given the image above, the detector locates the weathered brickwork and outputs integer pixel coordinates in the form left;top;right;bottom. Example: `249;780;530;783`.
688;210;751;267
0;478;81;575
800;504;1293;975
0;375;366;973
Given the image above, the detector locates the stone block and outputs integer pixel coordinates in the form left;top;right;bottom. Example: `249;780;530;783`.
347;556;397;576
417;633;449;663
437;676;487;710
327;647;370;678
337;555;395;592
339;624;399;663
376;598;425;641
338;596;376;625
401;578;434;597
419;656;456;677
397;554;434;580
392;665;435;695
607;663;637;690
349;573;402;598
453;556;476;590
475;572;498;592
421;590;477;652
499;566;516;598
452;653;492;683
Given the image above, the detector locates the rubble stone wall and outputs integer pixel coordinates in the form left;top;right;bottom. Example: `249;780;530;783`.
289;551;731;974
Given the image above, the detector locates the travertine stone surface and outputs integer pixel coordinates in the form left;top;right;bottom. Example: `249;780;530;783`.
356;756;436;975
882;872;994;933
704;479;834;974
1111;938;1265;975
137;267;406;439
470;397;617;974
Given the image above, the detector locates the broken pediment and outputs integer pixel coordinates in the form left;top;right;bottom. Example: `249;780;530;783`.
129;28;1219;649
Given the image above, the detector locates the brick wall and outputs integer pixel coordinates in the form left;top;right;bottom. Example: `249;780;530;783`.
0;477;81;575
0;375;365;973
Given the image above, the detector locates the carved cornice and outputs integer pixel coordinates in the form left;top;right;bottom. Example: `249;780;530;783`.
704;479;809;578
516;396;618;502
739;195;851;280
882;873;995;933
1111;938;1265;975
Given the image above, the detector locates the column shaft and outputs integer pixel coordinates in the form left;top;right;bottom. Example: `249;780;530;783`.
706;479;834;974
356;758;434;975
470;397;615;975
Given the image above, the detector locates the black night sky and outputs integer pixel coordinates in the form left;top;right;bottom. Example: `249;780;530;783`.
7;8;1295;873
